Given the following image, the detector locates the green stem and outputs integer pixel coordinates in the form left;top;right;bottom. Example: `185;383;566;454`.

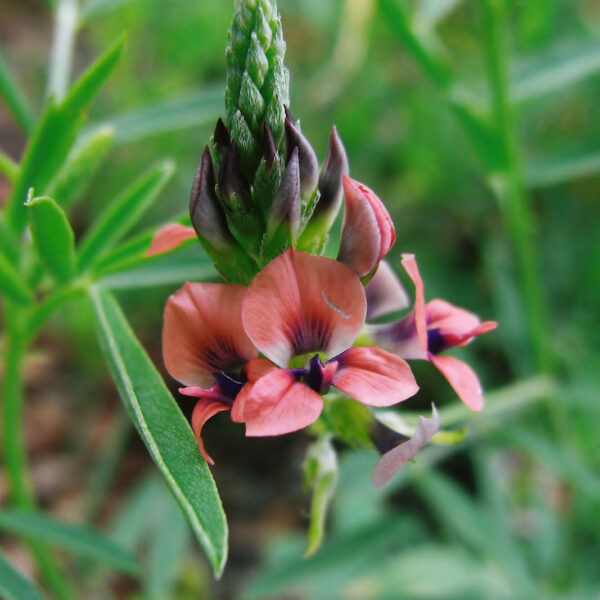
46;0;79;102
481;0;551;373
0;149;18;182
2;304;75;600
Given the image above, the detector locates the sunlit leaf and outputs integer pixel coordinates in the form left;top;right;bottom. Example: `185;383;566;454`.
86;87;224;145
0;150;18;182
5;37;124;233
77;160;175;273
0;553;43;600
0;510;139;575
47;126;114;208
99;240;215;290
89;286;228;576
26;195;76;282
526;150;600;188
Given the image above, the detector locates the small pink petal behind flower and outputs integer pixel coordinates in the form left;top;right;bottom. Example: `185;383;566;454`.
371;405;440;488
337;176;395;278
243;369;324;436
429;354;484;411
242;248;366;367
146;224;196;257
333;346;419;407
191;397;231;465
365;261;410;321
163;283;258;387
401;254;428;355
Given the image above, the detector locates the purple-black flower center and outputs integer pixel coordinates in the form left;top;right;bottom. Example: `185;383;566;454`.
427;328;446;355
213;371;247;400
290;354;335;394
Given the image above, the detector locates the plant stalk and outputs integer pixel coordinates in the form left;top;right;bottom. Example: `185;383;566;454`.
2;303;75;600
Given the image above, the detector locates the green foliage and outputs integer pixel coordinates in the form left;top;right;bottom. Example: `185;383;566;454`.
77;160;175;273
0;47;35;135
5;37;125;233
0;253;33;305
26;195;76;283
0;510;139;575
0;553;44;600
89;287;228;577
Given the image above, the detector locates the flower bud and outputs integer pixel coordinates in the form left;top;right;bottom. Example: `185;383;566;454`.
337;175;396;279
264;147;301;258
284;108;319;203
189;148;231;252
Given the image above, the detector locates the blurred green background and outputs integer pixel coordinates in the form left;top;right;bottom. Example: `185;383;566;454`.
1;0;599;598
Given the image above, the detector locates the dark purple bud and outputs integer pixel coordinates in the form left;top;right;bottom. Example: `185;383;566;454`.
214;118;230;148
189;148;231;250
284;111;318;201
218;140;250;208
314;126;349;226
267;147;301;241
263;123;277;169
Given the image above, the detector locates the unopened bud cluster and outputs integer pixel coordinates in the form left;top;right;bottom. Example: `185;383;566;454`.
188;0;350;283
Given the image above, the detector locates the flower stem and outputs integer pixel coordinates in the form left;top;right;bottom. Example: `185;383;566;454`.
480;0;551;374
2;303;75;600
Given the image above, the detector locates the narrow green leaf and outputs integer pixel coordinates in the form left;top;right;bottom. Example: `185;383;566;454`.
26;195;76;282
5;37;124;233
80;0;138;23
47;127;114;208
85;87;223;145
0;510;139;575
77;160;175;273
89;286;228;576
0;149;19;182
0;553;44;600
511;38;600;103
0;47;35;134
0;253;33;305
99;239;215;290
145;484;191;599
526;150;600;188
0;214;20;264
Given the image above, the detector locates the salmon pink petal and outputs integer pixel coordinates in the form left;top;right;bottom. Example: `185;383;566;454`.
425;299;481;337
146;224;196;257
371;406;440;487
163;282;258;387
242;249;366;367
231;358;278;423
332;346;419;407
243;369;323;436
429;353;484;411
401;254;428;354
365;261;410;321
337;176;395;278
191;398;231;465
442;320;499;349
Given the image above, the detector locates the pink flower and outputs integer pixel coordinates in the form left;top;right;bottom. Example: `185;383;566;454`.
237;248;419;436
146;223;196;256
162;282;258;464
368;254;497;411
337;176;396;278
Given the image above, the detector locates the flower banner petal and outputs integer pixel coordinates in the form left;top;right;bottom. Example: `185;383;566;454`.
401;254;428;354
242;249;366;366
163;283;258;387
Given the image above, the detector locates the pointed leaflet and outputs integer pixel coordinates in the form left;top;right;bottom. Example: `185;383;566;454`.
5;37;125;233
26;195;76;283
0;509;139;575
89;287;228;576
0;552;43;600
77;160;175;273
